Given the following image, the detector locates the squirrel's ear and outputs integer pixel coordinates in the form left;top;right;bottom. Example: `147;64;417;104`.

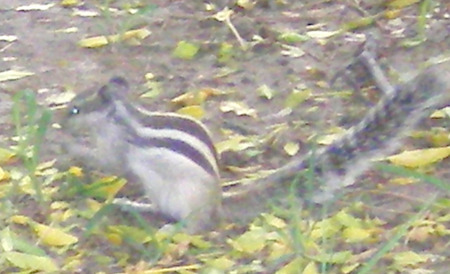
98;76;129;102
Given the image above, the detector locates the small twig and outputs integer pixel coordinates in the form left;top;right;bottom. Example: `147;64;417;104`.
213;8;248;51
112;197;156;212
357;35;395;96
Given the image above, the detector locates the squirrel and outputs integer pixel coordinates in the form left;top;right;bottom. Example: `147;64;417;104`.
59;60;450;233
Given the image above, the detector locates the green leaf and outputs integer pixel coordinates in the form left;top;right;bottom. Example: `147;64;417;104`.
5;251;58;271
228;227;267;254
173;41;200;60
278;32;310;43
285;89;311;109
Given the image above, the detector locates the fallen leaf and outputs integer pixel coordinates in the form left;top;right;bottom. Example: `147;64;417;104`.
72;9;99;17
392;251;430;268
60;0;80;8
78;28;151;48
5;251;58;271
0;167;10;182
173;41;200;60
204;256;235;270
283;142;299;156
0;35;17;42
306;30;339;39
33;223;78;246
278;32;310;43
171;90;211;106
16;3;55;11
228;227;267;254
176;105;205;119
387;146;450;168
220;101;257;117
0;70;34;82
285;88;311;109
257;84;275;100
342;227;371;243
386;0;421;9
215;135;256;154
280;44;305;58
0;147;15;164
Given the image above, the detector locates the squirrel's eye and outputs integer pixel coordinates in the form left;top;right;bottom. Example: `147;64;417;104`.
70;106;80;115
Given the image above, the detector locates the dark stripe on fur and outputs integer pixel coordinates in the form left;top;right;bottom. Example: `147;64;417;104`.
129;135;217;177
125;105;218;162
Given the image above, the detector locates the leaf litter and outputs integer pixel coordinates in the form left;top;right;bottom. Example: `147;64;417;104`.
1;0;449;273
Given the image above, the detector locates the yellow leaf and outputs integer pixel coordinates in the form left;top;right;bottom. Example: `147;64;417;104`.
316;132;342;145
342;16;375;31
205;256;235;270
407;226;433;242
389;177;417;185
0;35;17;42
122;28;151;40
78;36;109;48
384;9;402;19
83;176;127;200
285;89;311;109
106;232;122;245
5;251;58;271
306;30;339;39
386;0;421;9
392;251;430;268
215;135;256;154
176;105;205;119
228;227;267;254
60;0;79;7
283;142;299;156
257;84;275;100
276;257;307;274
171;89;212;105
342;227;371;243
334;210;363;228
312;251;352;264
310;218;341;239
173;41;199;60
68;166;83;177
302;261;319;274
0;147;15;163
387;146;450;168
341;263;360;274
0;70;34;82
220;101;257;117
430;107;450;118
78;28;151;48
33;224;78;246
0;167;10;181
10;215;30;225
16;3;55;11
261;213;287;229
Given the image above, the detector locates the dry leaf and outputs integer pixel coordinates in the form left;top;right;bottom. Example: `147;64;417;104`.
0;70;34;82
283;142;299;156
5;251;58;272
16;3;55;11
176;105;205;119
78;28;151;48
306;30;339;39
33;224;78;246
257;84;275;99
220;101;257;117
0;35;17;42
387;146;450;168
173;41;200;60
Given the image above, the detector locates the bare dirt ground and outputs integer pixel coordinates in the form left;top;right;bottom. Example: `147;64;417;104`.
0;0;449;272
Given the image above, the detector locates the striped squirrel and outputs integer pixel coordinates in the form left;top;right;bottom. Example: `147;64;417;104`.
60;61;450;233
